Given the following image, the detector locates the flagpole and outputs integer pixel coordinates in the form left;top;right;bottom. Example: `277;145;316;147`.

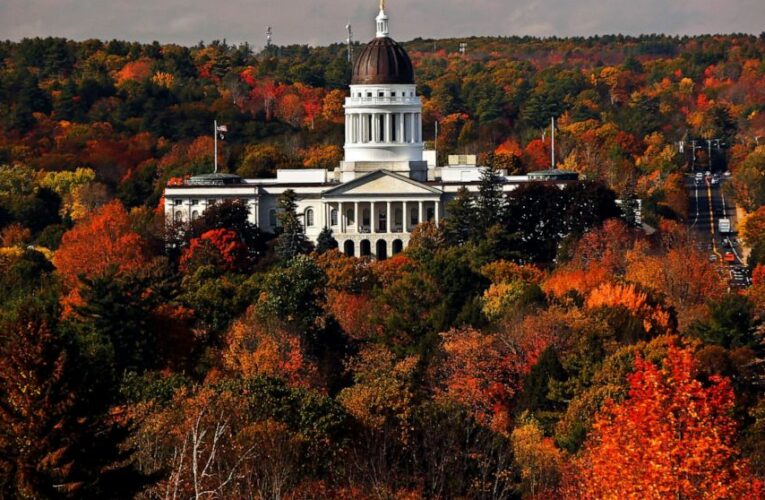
214;120;218;173
551;116;555;168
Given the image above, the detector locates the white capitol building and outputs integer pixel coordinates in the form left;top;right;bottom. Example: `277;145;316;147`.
164;2;577;259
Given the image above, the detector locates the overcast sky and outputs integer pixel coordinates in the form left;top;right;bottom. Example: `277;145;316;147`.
1;0;764;47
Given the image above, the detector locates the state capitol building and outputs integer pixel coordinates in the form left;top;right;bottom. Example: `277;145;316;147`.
164;2;577;259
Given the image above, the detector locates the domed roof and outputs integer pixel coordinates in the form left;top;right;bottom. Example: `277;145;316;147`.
352;36;414;85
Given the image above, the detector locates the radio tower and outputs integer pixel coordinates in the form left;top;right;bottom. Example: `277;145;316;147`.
346;24;353;63
266;26;272;51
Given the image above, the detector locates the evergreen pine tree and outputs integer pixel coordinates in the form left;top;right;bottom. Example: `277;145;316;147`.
475;166;506;229
275;189;312;261
316;227;338;254
443;187;476;246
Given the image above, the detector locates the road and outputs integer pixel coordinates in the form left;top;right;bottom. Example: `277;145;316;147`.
686;173;751;289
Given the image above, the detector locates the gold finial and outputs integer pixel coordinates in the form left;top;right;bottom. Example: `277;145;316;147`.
380;0;385;11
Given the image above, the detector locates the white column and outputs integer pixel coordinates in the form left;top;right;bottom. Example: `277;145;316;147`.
418;201;423;225
384;113;391;143
398;113;405;143
354;201;359;233
435;200;440;224
338;202;344;233
386;201;391;233
416;113;422;143
402;201;408;232
371;202;377;233
408;113;415;143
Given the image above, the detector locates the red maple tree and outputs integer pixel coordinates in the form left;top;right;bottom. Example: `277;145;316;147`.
567;345;763;499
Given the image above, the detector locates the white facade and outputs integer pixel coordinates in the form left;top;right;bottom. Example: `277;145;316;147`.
163;4;577;259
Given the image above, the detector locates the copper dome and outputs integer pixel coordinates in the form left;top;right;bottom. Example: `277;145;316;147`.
352;37;414;85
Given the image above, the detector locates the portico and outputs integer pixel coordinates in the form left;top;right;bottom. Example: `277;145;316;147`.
321;169;441;258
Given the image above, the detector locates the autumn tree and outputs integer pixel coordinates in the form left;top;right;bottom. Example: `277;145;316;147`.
180;228;250;274
53;200;150;309
0;301;145;498
567;345;763;499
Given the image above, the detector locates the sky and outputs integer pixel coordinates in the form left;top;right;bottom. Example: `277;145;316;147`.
1;0;764;48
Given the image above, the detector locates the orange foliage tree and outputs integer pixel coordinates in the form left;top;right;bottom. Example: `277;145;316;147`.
439;327;529;433
567;345;763;499
585;282;673;336
224;308;318;388
53;200;149;308
626;245;725;328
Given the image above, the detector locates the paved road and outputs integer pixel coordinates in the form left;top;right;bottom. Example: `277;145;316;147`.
686;173;751;289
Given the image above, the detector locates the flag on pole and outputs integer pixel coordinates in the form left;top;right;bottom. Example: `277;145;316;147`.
216;124;228;133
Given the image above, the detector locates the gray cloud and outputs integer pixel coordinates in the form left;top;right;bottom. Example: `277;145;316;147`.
0;0;763;47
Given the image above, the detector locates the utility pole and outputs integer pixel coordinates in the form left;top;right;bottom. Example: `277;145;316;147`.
707;139;713;171
691;140;697;171
266;26;272;53
434;120;439;165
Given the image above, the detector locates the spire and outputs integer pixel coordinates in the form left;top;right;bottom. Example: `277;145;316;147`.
376;0;389;37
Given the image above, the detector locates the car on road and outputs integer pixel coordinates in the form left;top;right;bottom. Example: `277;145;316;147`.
724;252;736;263
695;172;703;180
723;171;732;177
705;170;712;177
711;177;719;185
709;254;718;262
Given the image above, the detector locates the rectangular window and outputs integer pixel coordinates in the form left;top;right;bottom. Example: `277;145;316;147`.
174;199;183;206
191;199;199;205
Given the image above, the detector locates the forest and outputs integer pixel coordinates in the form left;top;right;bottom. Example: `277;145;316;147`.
1;32;765;498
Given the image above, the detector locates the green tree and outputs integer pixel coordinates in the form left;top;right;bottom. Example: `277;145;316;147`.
315;227;337;254
475;166;506;228
275;189;312;261
690;294;760;349
443;187;476;246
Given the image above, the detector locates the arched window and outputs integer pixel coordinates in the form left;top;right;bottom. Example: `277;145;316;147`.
330;209;338;226
174;211;184;223
305;208;314;227
191;210;199;221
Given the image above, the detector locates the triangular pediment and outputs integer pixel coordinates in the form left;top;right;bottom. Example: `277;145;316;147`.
323;170;441;197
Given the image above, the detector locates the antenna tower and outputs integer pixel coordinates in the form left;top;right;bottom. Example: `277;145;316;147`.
346;24;353;63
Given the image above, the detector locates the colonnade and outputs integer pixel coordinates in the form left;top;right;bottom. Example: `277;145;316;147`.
324;199;439;234
346;112;422;144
